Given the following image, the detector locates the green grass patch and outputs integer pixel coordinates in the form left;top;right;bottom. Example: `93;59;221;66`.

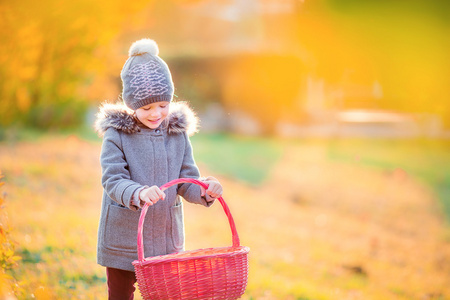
191;133;283;185
0;125;101;143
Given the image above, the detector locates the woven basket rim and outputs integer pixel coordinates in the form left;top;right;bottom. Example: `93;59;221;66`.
133;245;250;267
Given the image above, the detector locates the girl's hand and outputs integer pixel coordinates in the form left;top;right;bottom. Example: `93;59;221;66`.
139;185;166;206
200;176;223;201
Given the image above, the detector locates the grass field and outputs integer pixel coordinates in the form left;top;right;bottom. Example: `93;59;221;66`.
0;132;449;299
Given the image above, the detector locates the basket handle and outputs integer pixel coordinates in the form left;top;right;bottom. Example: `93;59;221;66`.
137;178;240;261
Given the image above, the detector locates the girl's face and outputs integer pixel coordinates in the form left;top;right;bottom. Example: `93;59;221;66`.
135;101;170;129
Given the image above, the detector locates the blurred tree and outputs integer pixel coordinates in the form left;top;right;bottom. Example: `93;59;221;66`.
0;0;153;129
297;0;450;125
221;54;305;135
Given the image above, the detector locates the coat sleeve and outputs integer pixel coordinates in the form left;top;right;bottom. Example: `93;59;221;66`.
177;132;214;207
100;128;144;211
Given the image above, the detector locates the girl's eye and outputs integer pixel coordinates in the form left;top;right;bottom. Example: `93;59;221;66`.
160;105;167;108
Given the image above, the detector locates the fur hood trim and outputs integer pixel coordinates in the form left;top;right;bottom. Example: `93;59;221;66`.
94;101;199;137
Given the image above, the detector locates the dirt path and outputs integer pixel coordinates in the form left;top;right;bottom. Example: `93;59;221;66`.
231;143;450;299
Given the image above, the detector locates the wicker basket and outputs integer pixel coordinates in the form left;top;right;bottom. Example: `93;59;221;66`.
133;178;250;300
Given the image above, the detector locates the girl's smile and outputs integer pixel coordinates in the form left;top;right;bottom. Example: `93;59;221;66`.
150;117;160;121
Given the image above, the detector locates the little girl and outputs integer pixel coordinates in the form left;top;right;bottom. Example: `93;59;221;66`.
94;38;223;299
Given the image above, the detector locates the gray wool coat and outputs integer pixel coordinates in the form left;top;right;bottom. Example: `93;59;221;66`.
94;101;213;272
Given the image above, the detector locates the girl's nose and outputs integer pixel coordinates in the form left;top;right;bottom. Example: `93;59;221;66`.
149;109;159;117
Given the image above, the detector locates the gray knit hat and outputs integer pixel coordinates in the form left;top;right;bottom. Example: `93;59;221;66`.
120;39;174;110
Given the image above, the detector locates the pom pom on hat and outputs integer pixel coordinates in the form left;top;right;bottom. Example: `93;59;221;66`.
128;38;159;57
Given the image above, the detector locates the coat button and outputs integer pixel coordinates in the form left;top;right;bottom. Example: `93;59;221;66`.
155;129;160;133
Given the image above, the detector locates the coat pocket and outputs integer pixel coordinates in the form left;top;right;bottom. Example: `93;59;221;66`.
103;204;139;253
171;201;185;252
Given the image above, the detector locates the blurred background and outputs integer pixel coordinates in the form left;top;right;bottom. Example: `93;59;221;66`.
1;0;450;299
1;0;449;136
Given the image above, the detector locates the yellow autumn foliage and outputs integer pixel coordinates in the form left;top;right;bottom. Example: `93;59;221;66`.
0;173;22;299
0;0;153;128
